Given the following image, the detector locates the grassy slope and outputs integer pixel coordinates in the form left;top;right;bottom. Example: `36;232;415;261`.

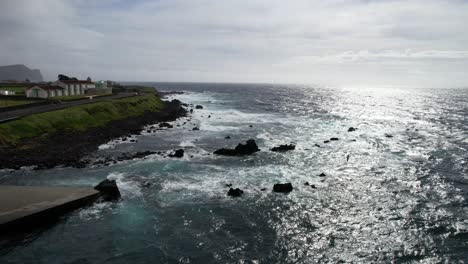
0;94;164;145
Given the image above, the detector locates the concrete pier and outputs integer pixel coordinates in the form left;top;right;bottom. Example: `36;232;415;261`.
0;186;100;233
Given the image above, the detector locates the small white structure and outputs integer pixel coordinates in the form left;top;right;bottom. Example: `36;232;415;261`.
52;80;95;96
0;90;16;96
26;85;65;99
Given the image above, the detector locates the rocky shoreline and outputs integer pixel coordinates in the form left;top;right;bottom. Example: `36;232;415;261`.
0;99;187;170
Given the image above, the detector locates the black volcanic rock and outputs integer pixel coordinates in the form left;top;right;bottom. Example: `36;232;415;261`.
159;122;173;128
235;139;260;155
273;183;293;193
271;144;295;152
227;188;244;197
94;179;121;201
214;139;260;156
0;64;43;82
169;149;184;158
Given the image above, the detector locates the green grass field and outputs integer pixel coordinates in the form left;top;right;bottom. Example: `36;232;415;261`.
0;94;164;145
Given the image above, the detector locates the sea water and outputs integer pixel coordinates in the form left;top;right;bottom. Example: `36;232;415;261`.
0;83;467;263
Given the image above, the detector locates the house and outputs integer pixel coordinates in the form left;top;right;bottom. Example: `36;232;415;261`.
52;80;95;96
26;85;65;99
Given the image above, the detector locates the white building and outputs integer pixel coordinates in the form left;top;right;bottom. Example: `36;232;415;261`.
0;90;16;96
26;85;65;99
52;80;95;96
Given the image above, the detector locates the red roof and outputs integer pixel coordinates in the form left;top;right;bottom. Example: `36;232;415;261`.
59;80;93;84
27;85;64;90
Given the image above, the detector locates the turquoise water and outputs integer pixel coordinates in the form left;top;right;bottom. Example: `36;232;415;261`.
1;83;467;263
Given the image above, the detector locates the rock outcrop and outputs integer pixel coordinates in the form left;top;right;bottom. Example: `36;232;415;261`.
273;183;293;193
227;188;244;197
271;144;295;152
94;179;121;201
214;139;260;156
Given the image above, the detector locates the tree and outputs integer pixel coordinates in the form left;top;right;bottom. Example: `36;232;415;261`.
58;74;70;81
86;76;92;82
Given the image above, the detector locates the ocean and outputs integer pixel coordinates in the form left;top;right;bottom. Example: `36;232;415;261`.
1;83;467;263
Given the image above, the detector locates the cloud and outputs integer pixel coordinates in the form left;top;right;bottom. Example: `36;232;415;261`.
0;0;468;87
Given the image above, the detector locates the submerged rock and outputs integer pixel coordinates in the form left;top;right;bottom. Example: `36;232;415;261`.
225;183;232;187
385;134;393;138
227;188;244;197
192;127;200;131
271;144;296;152
304;182;310;186
94;179;121;201
224;136;231;139
319;173;326;177
169;149;184;158
214;139;260;156
348;127;357;132
273;183;293;193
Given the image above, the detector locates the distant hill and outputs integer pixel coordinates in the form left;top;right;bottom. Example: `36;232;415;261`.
0;64;43;82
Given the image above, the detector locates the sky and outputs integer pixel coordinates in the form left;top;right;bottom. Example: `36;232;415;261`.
1;0;468;87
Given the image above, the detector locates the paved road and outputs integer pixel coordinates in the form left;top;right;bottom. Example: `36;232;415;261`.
0;93;135;123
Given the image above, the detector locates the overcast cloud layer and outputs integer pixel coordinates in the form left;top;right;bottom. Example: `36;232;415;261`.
1;0;468;87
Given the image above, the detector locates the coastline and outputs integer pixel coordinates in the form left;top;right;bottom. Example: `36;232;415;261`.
0;97;187;170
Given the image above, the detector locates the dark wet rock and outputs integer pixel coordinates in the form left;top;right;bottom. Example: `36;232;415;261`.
310;184;316;189
348;127;357;132
192;127;200;131
385;134;393;138
304;182;310;186
225;183;232;188
130;139;136;142
273;183;293;193
323;140;330;144
159;122;173;128
141;182;152;188
330;137;339;141
315;144;321;147
271;144;296;152
224;136;231;139
214;139;260;156
121;137;128;141
208;115;211;118
260;188;267;191
227;188;244;197
195;105;203;109
169;149;184;158
190;109;193;113
94;179;121;201
249;125;253;128
350;139;357;142
319;173;326;177
234;139;260;155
